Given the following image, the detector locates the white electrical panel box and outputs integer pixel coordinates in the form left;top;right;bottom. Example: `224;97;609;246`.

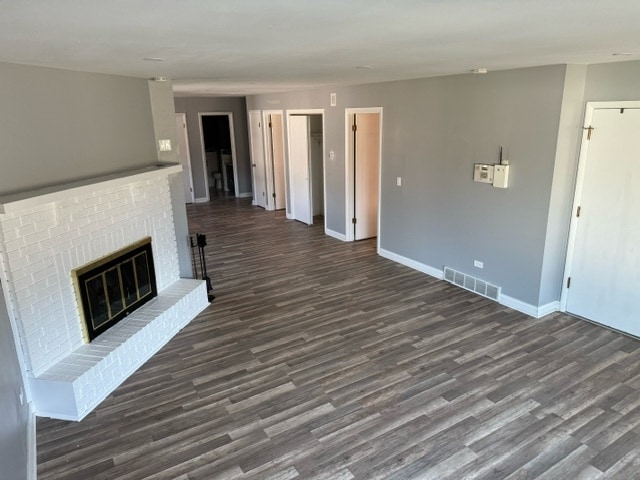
493;164;510;188
473;164;494;184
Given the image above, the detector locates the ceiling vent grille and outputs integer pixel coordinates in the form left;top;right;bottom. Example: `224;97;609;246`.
443;266;501;301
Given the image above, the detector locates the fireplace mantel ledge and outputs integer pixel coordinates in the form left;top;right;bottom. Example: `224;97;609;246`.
0;164;182;214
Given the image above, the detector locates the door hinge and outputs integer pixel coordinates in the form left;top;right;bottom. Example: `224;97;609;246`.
576;206;581;217
272;193;276;198
269;122;273;128
567;277;571;288
583;125;594;140
352;124;357;132
352;217;357;224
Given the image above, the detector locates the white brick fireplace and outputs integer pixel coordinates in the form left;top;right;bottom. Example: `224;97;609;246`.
0;165;209;421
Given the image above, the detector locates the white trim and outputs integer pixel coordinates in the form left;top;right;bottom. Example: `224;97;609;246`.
285;109;325;228
262;110;286;211
560;100;640;312
27;402;36;480
325;228;347;242
537;301;560;317
237;192;253;198
379;247;559;319
345;107;383;243
194;197;209;203
198;112;239;200
286;212;294;220
500;295;559;319
378;248;444;280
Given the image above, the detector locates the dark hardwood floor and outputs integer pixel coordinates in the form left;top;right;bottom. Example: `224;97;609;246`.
37;197;640;479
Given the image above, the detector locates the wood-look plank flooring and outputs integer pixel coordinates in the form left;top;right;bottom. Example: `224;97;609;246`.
37;197;640;479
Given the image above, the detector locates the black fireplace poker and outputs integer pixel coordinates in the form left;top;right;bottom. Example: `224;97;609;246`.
190;233;215;302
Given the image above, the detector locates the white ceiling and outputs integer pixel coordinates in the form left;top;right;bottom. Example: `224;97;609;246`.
1;0;639;96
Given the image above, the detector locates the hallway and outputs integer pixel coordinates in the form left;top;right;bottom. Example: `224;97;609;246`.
37;197;640;479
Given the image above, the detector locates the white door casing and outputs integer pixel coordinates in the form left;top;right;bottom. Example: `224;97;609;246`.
289;115;312;225
263;111;287;211
345;108;383;242
174;113;195;203
248;110;268;209
562;102;640;337
270;113;287;210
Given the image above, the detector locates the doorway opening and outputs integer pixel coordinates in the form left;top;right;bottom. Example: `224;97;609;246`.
198;112;239;200
345;108;383;243
286;110;325;227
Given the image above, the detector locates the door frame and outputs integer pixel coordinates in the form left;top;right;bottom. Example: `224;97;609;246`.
560;100;640;311
285;109;326;228
344;107;383;244
175;113;195;203
197;112;239;201
248;109;267;208
262;110;286;211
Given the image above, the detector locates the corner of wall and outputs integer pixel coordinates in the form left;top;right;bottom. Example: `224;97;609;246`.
538;64;587;306
148;78;179;164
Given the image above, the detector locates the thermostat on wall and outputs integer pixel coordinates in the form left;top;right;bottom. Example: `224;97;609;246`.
473;164;494;184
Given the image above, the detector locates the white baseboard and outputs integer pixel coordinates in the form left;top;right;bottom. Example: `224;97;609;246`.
237;192;252;198
536;300;560;318
286;212;294;220
194;197;209;204
499;296;559;318
378;247;560;319
27;402;36;480
377;248;444;280
325;228;346;241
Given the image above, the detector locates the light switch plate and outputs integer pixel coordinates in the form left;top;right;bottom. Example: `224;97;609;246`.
159;139;172;152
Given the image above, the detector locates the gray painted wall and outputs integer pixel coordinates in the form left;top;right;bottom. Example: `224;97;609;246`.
0;62;157;195
584;60;640;101
247;65;567;306
173;96;252;199
148;79;193;278
538;65;587;305
148;79;180;165
0;284;30;480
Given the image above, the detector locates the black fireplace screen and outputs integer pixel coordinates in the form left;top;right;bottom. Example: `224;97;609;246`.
73;237;157;341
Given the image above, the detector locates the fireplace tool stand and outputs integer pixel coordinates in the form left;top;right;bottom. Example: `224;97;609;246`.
190;233;215;302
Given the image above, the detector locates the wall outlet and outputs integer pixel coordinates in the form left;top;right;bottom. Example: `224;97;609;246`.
158;139;172;152
474;260;484;268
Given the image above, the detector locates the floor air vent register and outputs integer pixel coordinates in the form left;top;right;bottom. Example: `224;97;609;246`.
443;266;501;301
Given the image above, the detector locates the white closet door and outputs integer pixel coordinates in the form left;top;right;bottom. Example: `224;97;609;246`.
566;107;640;336
248;110;268;209
289;116;312;225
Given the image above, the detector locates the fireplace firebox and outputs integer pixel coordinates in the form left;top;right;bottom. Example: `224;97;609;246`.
73;237;157;341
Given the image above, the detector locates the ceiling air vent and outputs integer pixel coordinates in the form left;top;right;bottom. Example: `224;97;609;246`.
443;266;501;301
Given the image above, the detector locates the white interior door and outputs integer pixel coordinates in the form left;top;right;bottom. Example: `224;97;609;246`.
269;114;287;210
249;110;268;209
175;113;195;203
566;106;640;337
289;115;312;225
353;113;380;240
